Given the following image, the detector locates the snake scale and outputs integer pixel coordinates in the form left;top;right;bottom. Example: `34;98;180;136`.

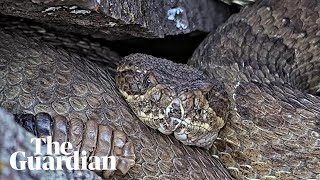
12;112;136;178
0;28;231;179
191;0;320;179
115;0;320;179
189;0;320;178
0;0;320;179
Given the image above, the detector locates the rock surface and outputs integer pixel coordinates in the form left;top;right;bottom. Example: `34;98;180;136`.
0;0;231;40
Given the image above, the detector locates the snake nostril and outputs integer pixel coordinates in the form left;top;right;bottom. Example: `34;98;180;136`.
143;75;153;89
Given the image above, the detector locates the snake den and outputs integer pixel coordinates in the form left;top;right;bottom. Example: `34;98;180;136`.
0;0;319;180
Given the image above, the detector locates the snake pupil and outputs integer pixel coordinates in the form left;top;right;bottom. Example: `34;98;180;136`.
143;75;153;89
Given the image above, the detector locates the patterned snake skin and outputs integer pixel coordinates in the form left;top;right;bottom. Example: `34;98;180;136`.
188;0;320;179
0;29;232;179
1;0;320;179
115;0;320;179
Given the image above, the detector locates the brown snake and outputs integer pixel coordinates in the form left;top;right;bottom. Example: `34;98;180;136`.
189;0;320;178
0;0;320;179
0;28;231;179
116;0;320;179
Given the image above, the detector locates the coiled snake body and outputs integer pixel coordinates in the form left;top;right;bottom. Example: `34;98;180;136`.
0;29;231;179
116;0;320;179
0;0;320;179
190;1;320;178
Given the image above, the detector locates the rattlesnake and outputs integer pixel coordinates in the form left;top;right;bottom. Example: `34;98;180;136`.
0;28;231;179
0;0;319;179
116;0;320;179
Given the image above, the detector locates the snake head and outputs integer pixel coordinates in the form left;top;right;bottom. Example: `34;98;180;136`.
116;53;228;149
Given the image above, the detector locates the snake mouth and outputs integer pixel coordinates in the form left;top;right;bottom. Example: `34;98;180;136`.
118;83;225;148
158;117;182;135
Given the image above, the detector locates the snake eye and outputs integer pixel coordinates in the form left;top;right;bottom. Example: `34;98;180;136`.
197;83;213;101
204;90;211;100
142;73;157;90
143;76;153;89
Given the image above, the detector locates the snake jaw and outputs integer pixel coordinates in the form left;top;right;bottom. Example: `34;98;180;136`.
118;83;225;148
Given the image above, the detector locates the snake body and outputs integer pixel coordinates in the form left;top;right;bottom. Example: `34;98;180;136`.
13;112;136;178
116;0;320;179
0;28;232;179
1;0;320;179
189;1;320;178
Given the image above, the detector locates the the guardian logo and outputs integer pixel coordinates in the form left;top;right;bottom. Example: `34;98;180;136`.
10;136;116;171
